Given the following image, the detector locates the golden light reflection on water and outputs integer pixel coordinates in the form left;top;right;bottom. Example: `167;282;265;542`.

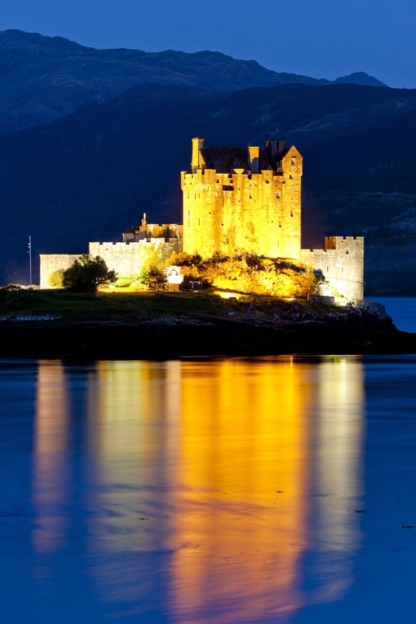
308;357;364;603
31;357;364;622
169;359;310;623
32;360;71;554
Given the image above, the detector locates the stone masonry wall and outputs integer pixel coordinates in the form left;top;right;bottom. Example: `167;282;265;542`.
89;239;180;276
301;236;364;301
40;254;80;289
181;146;303;260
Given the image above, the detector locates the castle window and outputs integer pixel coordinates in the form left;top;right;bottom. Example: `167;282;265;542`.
249;193;252;199
279;221;281;228
290;211;293;217
289;175;293;180
291;159;295;166
346;250;349;254
276;192;280;199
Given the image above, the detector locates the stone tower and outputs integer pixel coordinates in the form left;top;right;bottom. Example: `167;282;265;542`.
181;138;303;259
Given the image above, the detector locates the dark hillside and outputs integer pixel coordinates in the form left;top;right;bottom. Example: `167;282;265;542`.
0;29;329;132
0;81;415;292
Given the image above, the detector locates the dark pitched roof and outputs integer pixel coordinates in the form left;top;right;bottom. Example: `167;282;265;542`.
200;145;289;173
124;225;139;233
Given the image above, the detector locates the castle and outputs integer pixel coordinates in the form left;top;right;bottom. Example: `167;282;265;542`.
40;137;364;301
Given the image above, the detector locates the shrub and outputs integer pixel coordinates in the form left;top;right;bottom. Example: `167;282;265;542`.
142;266;167;292
49;270;64;288
62;255;116;293
170;252;322;298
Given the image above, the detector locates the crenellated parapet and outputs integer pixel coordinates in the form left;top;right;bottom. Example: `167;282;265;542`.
182;138;303;259
301;236;364;301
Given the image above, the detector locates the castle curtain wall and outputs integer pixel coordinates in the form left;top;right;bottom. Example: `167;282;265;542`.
40;254;81;289
301;237;364;301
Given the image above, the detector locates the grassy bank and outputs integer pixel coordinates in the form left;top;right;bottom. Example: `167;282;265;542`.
0;288;340;324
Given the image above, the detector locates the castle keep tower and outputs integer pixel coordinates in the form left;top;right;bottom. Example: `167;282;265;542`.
181;138;303;259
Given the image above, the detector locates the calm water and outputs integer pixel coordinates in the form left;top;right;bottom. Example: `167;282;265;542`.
0;353;415;623
372;296;416;333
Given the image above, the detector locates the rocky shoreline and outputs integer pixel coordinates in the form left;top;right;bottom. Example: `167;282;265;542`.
0;309;414;359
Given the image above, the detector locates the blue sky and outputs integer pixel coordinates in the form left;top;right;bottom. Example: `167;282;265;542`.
1;0;415;87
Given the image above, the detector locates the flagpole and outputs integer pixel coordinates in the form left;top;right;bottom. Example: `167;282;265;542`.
28;235;32;290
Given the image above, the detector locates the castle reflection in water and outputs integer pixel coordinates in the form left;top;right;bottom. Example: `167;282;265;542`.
32;357;364;623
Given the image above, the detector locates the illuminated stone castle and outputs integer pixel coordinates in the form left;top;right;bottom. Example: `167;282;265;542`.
182;138;364;300
40;137;364;301
182;138;302;259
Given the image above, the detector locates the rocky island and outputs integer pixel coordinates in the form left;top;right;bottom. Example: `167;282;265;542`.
0;289;414;359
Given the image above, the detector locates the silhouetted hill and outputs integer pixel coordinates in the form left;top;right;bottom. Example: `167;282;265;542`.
334;72;387;87
0;81;415;292
0;29;330;132
0;29;388;133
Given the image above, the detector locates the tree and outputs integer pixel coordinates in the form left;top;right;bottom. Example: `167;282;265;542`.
49;269;64;288
62;255;116;293
144;266;167;292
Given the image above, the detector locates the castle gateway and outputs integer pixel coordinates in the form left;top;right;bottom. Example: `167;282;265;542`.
182;138;364;301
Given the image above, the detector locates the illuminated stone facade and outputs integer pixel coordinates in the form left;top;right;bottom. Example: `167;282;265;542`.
40;138;364;301
182;138;364;301
182;138;302;259
40;215;181;289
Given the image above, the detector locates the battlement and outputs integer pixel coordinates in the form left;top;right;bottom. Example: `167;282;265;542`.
324;236;364;251
182;138;303;260
301;236;364;301
123;213;182;242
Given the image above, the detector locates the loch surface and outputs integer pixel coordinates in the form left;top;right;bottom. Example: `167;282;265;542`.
0;353;415;623
373;296;416;333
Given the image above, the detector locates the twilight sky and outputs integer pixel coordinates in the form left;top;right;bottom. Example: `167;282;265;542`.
1;0;415;88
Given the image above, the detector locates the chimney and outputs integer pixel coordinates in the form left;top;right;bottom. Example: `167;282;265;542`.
266;140;278;157
248;146;259;173
191;137;204;172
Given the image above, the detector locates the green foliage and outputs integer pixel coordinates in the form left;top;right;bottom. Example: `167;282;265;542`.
142;266;167;292
0;283;22;293
174;253;322;298
169;252;203;268
49;269;64;288
62;255;116;293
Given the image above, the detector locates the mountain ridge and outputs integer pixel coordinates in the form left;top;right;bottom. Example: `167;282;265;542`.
0;29;387;131
0;80;414;292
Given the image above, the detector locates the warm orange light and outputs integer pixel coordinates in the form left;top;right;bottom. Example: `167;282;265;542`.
168;359;311;623
32;360;71;555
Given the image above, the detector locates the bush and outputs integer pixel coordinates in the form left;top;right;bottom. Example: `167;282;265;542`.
142;266;167;292
49;270;64;288
170;252;322;298
62;255;116;293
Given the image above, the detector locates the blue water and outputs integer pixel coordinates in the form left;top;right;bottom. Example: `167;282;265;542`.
372;296;416;333
0;351;415;623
